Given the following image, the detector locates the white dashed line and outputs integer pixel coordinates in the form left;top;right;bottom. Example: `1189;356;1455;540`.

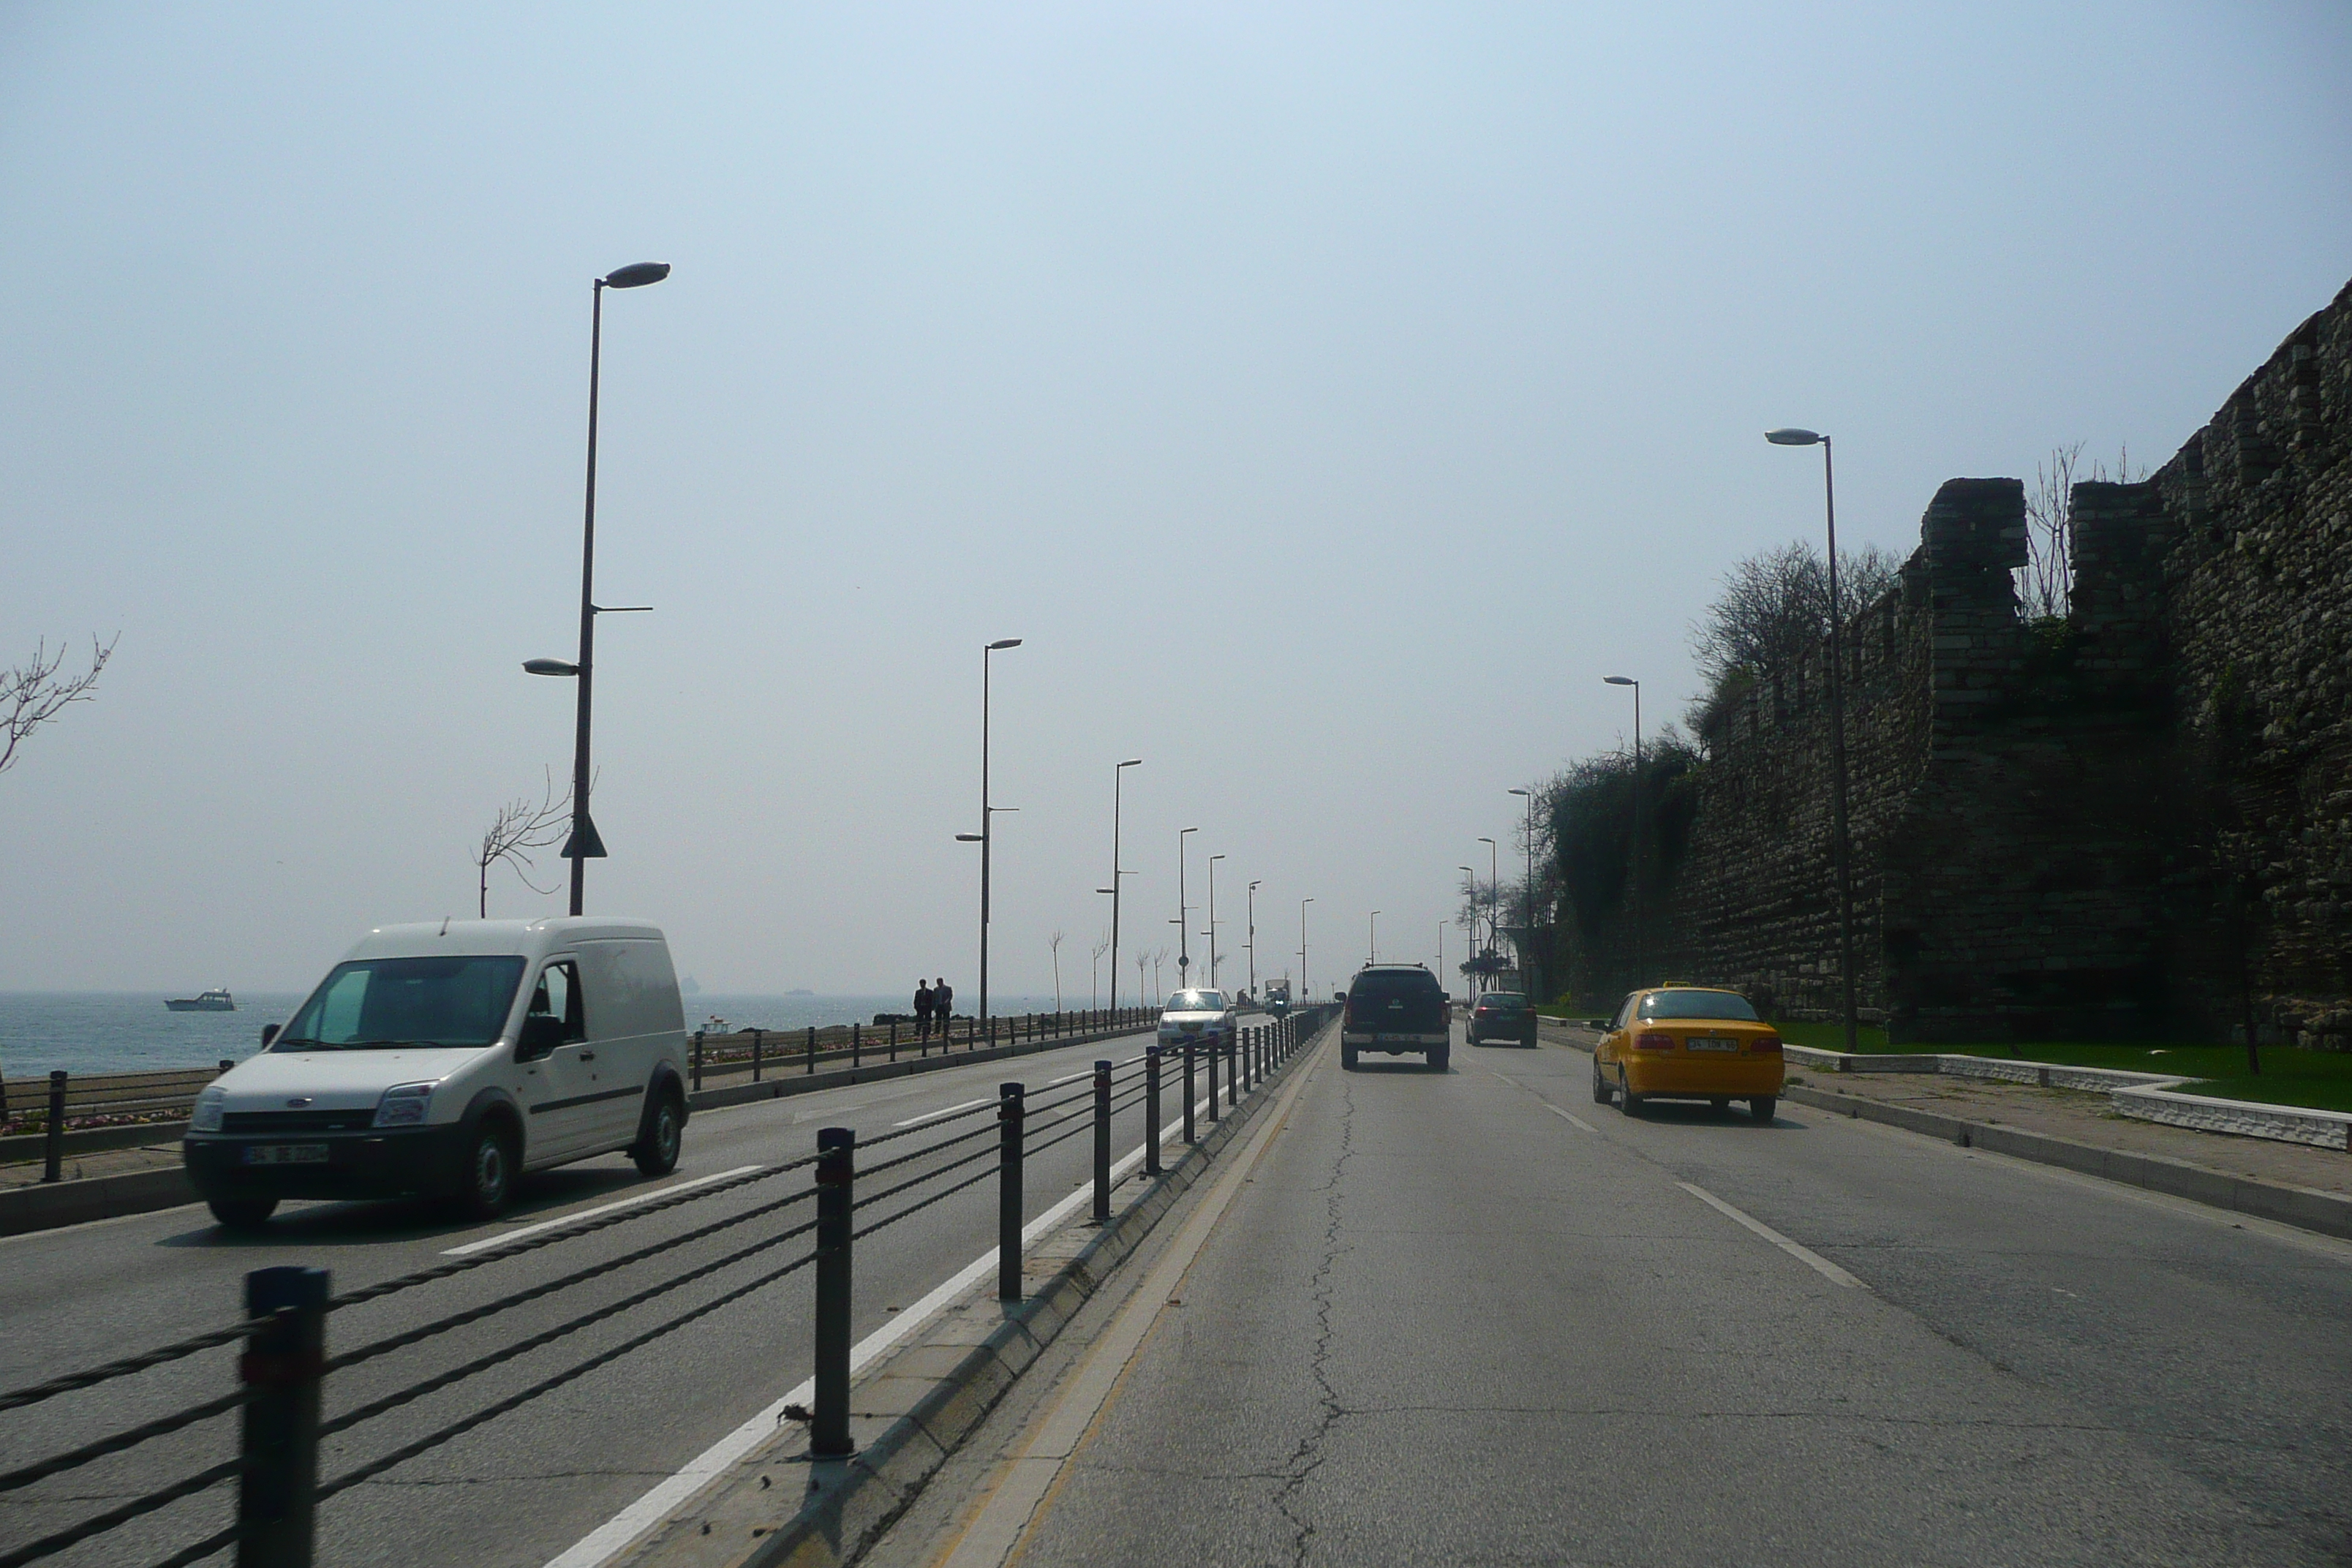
1677;1180;1865;1288
1546;1105;1597;1133
892;1095;995;1128
441;1166;766;1256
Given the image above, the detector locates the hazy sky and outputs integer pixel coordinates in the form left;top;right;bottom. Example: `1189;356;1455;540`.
3;2;2347;1000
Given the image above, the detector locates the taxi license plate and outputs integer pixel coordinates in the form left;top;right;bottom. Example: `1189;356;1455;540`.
1686;1038;1739;1052
242;1145;330;1165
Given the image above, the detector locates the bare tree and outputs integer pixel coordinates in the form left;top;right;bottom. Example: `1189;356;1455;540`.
1;636;118;778
1136;949;1148;1011
1048;930;1065;1011
1152;946;1169;1004
1691;542;1901;694
2019;442;2144;621
475;769;573;917
1090;932;1111;1010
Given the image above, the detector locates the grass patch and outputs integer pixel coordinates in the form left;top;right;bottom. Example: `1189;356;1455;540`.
1794;1032;2352;1115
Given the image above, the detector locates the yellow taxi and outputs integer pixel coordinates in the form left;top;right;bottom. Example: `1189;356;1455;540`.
1591;985;1782;1121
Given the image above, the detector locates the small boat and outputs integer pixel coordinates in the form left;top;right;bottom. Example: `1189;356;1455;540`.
166;988;236;1013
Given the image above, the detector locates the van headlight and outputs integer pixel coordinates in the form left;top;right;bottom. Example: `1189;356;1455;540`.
191;1087;226;1134
372;1082;437;1128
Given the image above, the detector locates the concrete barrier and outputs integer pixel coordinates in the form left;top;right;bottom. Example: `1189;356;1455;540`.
0;1165;196;1237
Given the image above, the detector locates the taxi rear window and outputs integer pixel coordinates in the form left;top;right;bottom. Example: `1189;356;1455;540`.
1637;990;1760;1022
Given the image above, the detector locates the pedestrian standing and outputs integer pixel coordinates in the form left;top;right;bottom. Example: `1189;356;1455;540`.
933;976;954;1039
914;979;935;1041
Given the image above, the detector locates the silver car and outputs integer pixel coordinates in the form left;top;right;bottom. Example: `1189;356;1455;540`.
1157;988;1236;1055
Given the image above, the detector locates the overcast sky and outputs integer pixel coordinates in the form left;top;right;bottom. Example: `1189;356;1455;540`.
3;1;2347;1000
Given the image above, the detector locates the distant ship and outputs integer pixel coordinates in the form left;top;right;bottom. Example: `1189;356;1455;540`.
165;988;235;1013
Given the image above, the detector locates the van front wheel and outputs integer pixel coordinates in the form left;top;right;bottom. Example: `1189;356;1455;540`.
208;1196;276;1231
455;1121;517;1221
633;1089;684;1177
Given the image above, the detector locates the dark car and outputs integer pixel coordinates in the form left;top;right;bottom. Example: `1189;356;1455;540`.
1341;964;1450;1071
1466;990;1537;1046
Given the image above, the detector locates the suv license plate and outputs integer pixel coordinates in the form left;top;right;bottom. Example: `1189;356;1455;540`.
1687;1038;1738;1052
243;1144;330;1165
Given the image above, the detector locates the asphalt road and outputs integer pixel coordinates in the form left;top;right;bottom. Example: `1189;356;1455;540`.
0;1019;1251;1568
916;1025;2352;1567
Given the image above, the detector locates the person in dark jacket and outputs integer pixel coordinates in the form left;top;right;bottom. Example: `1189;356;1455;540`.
933;977;954;1039
914;979;935;1041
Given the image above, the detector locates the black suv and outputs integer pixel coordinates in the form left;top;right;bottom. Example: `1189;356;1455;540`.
1341;965;1450;1071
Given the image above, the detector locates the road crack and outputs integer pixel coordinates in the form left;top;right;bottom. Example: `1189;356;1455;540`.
1268;1074;1357;1567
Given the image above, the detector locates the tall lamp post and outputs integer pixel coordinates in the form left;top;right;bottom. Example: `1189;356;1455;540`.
1299;897;1313;998
1207;854;1225;987
1604;676;1643;987
1369;910;1380;965
1458;864;1479;962
1246;881;1261;998
1109;759;1142;1010
1177;827;1198;979
526;260;669;915
1508;787;1536;993
1767;428;1861;1054
975;638;1023;1022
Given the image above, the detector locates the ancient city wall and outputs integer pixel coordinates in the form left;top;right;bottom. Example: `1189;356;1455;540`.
1556;277;2352;1047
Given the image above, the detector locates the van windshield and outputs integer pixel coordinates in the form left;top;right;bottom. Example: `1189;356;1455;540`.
274;956;527;1049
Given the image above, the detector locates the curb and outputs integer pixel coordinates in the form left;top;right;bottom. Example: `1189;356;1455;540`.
0;1165;196;1237
0;1120;192;1164
1782;1082;2352;1243
625;1020;1334;1568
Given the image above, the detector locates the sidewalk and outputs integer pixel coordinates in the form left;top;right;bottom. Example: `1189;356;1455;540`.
0;1141;183;1191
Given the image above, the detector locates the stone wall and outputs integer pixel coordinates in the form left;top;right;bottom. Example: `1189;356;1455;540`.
1555;276;2352;1047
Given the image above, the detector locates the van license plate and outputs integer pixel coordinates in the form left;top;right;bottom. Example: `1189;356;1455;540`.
243;1145;330;1165
1687;1038;1738;1052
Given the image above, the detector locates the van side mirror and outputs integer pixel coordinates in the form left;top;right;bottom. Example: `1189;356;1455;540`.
260;1023;280;1047
516;1014;567;1061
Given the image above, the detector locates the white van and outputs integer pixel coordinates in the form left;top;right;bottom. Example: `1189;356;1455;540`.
183;918;690;1230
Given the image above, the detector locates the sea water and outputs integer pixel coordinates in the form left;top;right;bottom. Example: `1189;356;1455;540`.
0;990;1072;1078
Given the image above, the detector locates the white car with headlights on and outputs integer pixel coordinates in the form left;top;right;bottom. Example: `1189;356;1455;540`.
1156;988;1237;1058
182;917;690;1231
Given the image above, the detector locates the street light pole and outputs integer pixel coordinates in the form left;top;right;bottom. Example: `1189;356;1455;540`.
1300;897;1313;998
1247;881;1261;997
1177;827;1198;979
978;638;1022;1022
1768;429;1861;1053
1604;676;1643;987
1509;788;1535;992
1369;910;1380;965
1110;759;1141;1011
543;260;668;915
1207;854;1225;987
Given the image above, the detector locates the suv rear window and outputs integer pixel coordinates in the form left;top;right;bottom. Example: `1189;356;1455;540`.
1351;969;1441;999
1477;992;1527;1006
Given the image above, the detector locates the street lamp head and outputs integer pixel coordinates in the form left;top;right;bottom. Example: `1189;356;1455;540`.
1508;788;1531;798
1249;880;1261;891
988;638;1023;651
523;657;580;676
1765;427;1823;446
1118;758;1142;768
1210;853;1226;863
1604;675;1636;687
955;832;983;843
1181;826;1198;837
1477;837;1496;846
601;262;671;290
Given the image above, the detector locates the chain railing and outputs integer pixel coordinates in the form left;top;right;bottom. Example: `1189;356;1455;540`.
0;1004;1338;1568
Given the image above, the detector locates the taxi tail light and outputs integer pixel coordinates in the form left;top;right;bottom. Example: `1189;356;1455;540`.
1750;1035;1784;1054
1635;1031;1677;1051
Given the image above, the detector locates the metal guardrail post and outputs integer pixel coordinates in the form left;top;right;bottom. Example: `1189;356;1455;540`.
851;1022;861;1069
1224;1037;1238;1108
889;1020;898;1062
1091;1060;1112;1223
998;1083;1025;1300
812;1128;855;1458
1205;1038;1220;1126
1183;1041;1197;1144
1144;1046;1163;1176
751;1028;764;1083
238;1264;328;1568
806;1025;818;1075
691;1031;704;1091
44;1071;67;1183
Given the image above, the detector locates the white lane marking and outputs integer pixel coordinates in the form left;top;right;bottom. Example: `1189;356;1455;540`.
1677;1180;1865;1289
893;1095;995;1128
1547;1105;1597;1133
440;1167;765;1257
1487;1071;1519;1087
544;1080;1237;1568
